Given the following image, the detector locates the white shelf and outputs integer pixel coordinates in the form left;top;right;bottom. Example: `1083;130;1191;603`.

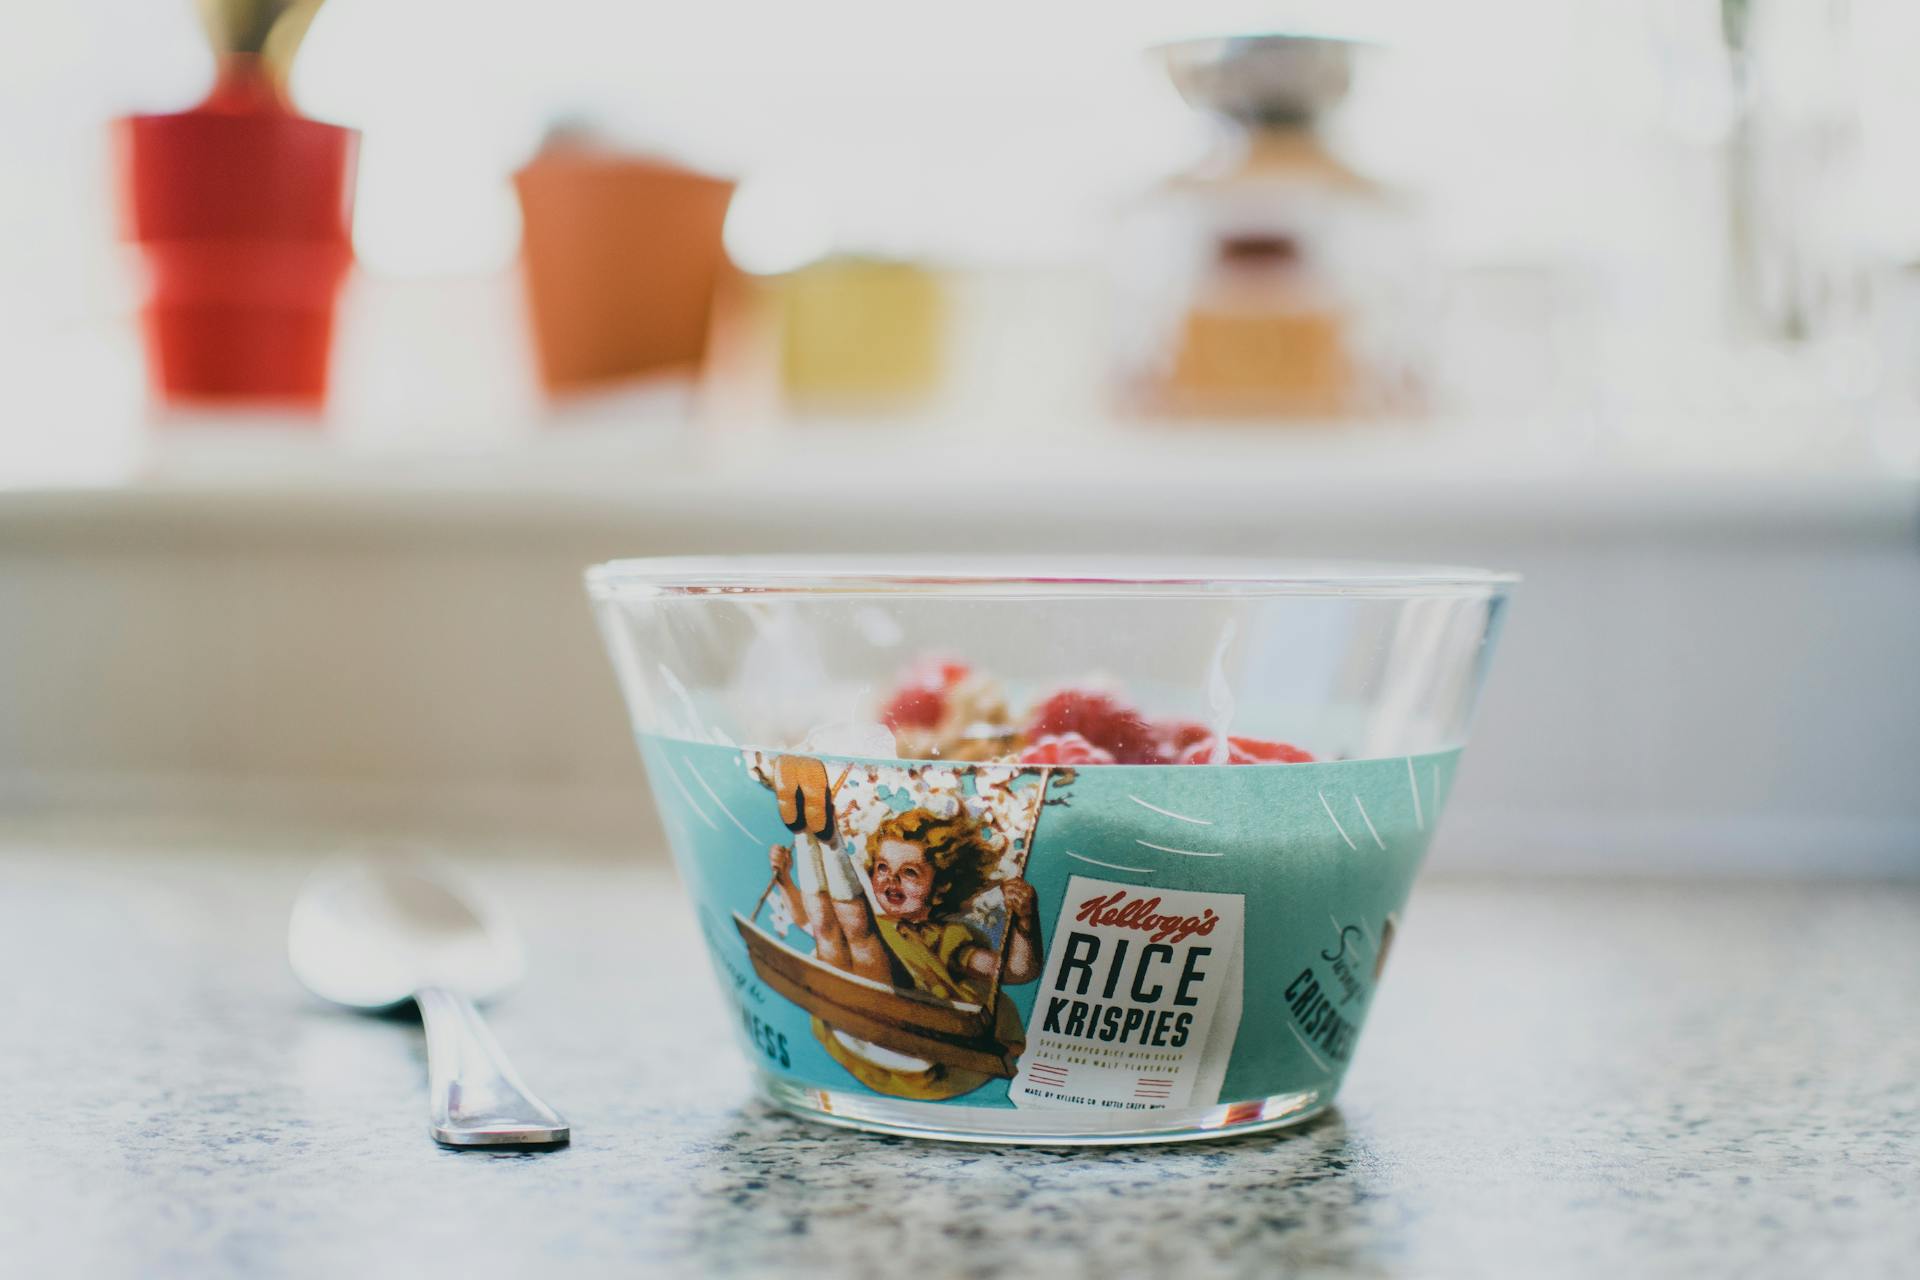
5;415;1915;548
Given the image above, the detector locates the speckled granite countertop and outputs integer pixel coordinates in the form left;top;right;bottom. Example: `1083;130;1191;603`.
3;825;1915;1279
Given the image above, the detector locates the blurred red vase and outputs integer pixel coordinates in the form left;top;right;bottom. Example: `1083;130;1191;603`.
115;56;358;411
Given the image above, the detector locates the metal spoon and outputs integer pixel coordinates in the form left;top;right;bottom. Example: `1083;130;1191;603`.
289;861;570;1148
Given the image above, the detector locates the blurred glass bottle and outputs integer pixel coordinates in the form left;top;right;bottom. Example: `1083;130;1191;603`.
1113;34;1426;422
1720;0;1867;345
1633;0;1878;465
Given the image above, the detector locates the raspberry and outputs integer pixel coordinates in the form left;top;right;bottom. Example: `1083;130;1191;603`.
1026;690;1166;764
878;657;972;731
1018;732;1117;765
1176;735;1316;765
1175;738;1217;765
880;686;945;730
1158;720;1214;754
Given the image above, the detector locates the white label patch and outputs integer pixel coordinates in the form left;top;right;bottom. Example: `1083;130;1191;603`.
1011;875;1245;1111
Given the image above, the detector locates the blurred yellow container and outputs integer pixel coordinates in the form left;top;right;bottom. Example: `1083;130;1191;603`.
779;257;943;406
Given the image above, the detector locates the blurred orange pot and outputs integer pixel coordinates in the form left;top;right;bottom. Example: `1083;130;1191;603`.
513;146;734;394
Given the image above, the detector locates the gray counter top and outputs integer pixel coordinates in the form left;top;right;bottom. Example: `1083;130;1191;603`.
4;825;1915;1279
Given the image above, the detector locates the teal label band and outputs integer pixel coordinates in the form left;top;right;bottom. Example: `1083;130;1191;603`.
641;735;1459;1111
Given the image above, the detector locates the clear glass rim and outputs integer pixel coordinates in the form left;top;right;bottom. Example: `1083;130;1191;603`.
585;556;1519;601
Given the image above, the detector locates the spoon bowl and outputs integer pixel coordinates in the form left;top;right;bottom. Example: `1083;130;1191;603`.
289;862;523;1009
289;860;569;1147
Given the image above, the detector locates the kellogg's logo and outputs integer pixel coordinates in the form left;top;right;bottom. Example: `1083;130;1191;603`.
1074;890;1220;945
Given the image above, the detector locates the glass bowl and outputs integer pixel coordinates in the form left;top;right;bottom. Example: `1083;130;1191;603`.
588;558;1514;1144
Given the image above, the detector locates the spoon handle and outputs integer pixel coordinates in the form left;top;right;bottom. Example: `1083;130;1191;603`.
415;985;570;1147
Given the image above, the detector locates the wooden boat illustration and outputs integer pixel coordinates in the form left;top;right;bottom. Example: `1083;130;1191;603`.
733;914;1021;1077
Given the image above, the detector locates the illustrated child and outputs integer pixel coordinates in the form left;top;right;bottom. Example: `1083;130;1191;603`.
769;806;1041;1000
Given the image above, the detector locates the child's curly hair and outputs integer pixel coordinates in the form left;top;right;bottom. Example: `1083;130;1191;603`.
865;807;997;910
